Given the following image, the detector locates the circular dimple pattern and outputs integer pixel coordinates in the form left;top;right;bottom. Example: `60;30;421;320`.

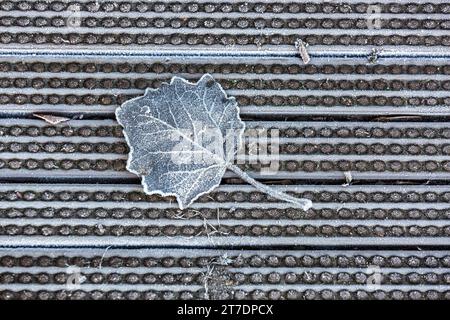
0;16;448;31
0;270;449;286
1;62;449;75
2;76;450;92
0;289;449;300
0;2;448;14
1;253;450;299
0;142;128;154
0;125;124;138
1;253;450;268
0;158;448;173
0;159;127;171
0;190;448;204
1;224;450;237
278;143;450;156
0;92;447;107
1;207;448;221
0;32;448;47
0;124;447;139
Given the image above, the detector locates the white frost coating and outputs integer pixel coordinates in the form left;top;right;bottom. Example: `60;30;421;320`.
116;74;312;210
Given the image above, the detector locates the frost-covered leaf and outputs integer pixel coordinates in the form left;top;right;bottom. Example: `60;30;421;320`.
117;74;312;210
116;74;244;209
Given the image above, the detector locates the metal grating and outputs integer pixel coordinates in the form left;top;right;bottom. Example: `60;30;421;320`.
1;248;450;300
0;0;449;53
0;0;449;300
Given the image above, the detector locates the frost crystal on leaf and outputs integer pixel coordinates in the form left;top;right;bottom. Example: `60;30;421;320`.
116;74;312;210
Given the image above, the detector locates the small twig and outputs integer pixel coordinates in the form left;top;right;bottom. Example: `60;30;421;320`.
294;38;310;64
201;264;215;300
374;115;423;122
367;48;383;64
98;245;112;269
342;171;353;187
216;208;221;228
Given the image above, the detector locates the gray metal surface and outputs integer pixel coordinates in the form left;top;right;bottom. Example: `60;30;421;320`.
0;183;450;247
0;118;449;181
0;0;449;54
1;248;450;300
0;0;449;300
0;54;449;117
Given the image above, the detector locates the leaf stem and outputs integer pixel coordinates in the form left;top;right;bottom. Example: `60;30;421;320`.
227;164;312;211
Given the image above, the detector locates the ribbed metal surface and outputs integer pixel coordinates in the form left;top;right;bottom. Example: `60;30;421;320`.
0;0;449;300
0;119;449;181
0;0;449;53
1;248;450;300
0;183;450;246
0;55;449;117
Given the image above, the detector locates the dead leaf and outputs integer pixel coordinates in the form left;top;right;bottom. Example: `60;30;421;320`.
33;114;71;125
